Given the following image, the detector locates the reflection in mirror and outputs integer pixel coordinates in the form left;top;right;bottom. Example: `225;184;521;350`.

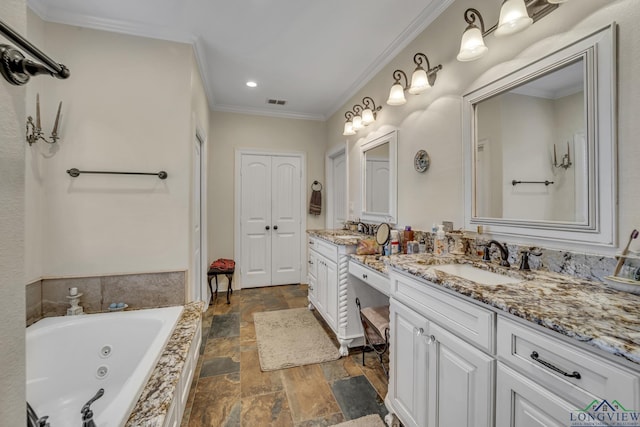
463;24;616;247
361;129;397;224
365;143;389;213
475;58;587;223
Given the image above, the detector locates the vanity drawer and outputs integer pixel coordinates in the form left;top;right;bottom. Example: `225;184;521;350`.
308;237;337;260
349;260;389;296
390;270;495;353
497;316;640;408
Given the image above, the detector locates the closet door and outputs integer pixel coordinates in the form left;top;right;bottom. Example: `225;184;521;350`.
240;153;302;288
240;155;272;287
271;156;302;285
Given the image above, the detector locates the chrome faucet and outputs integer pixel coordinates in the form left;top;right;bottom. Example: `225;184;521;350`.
357;222;372;235
81;388;104;427
483;240;510;267
27;402;49;427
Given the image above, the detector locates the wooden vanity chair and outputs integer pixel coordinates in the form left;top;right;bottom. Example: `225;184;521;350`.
355;297;390;378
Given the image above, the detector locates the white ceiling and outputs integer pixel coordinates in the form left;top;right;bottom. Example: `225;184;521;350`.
27;0;454;120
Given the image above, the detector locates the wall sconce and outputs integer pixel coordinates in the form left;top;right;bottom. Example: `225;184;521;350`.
386;53;442;106
457;0;567;62
343;111;356;136
553;142;572;169
26;93;62;145
342;97;383;135
361;97;382;125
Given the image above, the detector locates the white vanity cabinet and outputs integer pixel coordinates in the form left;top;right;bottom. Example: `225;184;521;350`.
496;316;640;427
307;236;359;356
387;269;495;427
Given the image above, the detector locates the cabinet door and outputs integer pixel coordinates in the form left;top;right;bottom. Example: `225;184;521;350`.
389;299;430;427
324;259;338;330
496;362;577;427
316;258;327;314
429;323;494;427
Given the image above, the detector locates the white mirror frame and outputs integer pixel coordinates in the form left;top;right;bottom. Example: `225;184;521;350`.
361;129;398;224
463;23;616;248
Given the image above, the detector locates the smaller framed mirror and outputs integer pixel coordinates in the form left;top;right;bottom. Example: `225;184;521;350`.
361;130;398;224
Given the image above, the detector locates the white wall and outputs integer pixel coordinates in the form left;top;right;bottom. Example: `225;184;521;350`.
327;0;640;254
207;111;326;268
0;1;27;423
25;19;197;278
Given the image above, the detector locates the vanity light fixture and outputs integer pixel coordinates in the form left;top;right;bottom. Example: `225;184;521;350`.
386;70;409;106
361;97;382;125
343;111;356;136
457;0;566;62
386;53;442;105
342;97;383;135
352;104;364;131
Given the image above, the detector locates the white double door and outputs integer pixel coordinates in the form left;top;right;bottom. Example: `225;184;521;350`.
240;153;302;288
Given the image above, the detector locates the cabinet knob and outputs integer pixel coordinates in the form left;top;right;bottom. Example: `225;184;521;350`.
274;225;278;230
414;327;424;337
309;260;313;264
426;335;436;345
362;274;368;279
265;225;270;230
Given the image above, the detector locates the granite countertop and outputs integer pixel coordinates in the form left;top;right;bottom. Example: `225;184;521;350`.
125;301;204;427
384;253;640;366
307;229;370;246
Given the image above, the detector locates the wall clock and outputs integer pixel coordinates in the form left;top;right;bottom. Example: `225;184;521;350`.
414;150;430;173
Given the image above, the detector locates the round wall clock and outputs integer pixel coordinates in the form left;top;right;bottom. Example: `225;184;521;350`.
414;150;430;173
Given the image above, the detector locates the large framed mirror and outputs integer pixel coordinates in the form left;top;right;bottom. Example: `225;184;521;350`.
463;24;616;247
361;129;397;224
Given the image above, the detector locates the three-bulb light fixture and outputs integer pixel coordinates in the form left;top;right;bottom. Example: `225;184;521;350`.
457;0;570;62
386;53;442;106
343;96;383;136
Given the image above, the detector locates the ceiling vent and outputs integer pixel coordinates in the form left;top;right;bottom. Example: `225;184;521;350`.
266;98;287;106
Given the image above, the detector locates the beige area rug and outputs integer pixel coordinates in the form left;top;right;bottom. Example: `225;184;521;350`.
330;414;387;427
254;307;340;371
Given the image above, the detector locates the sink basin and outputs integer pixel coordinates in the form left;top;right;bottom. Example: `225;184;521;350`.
431;264;523;286
333;235;362;240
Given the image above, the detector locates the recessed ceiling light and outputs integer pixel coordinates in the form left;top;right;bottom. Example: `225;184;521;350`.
246;81;257;88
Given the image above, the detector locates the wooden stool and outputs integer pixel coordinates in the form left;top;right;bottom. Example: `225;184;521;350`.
207;259;235;304
356;297;390;378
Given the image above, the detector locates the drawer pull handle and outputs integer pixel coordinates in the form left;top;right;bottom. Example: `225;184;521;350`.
530;351;581;379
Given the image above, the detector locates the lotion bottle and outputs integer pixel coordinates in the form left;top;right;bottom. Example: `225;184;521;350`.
434;224;448;256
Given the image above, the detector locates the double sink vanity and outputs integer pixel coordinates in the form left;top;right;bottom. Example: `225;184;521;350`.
307;229;640;427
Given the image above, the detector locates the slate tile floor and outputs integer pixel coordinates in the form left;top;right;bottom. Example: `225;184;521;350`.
181;284;389;427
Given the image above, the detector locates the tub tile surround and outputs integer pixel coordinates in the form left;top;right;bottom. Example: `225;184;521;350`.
126;301;204;427
385;253;640;365
26;271;186;324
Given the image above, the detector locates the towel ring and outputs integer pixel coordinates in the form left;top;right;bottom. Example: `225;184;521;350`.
311;180;323;191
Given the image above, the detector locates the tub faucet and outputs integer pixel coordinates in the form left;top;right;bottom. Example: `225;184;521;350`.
484;240;511;267
81;388;104;427
27;402;49;427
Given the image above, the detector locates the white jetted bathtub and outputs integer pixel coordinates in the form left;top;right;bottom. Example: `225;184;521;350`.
27;306;183;427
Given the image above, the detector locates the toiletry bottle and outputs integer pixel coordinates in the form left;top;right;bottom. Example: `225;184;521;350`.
403;226;414;254
434;225;448;256
418;238;426;253
390;230;400;254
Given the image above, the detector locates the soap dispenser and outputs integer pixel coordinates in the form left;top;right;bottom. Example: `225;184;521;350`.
434;225;448;256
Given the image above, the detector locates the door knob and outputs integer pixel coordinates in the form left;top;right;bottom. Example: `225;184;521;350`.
265;226;270;230
274;225;278;230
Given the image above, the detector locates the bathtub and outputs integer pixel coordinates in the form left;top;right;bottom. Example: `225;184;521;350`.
26;306;183;427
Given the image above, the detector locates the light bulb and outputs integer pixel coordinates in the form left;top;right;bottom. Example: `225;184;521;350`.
343;121;355;136
361;108;374;125
495;0;533;37
386;83;406;106
457;25;488;61
408;67;430;95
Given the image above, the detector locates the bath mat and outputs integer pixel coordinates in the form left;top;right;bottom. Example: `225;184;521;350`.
253;307;340;371
330;414;387;427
